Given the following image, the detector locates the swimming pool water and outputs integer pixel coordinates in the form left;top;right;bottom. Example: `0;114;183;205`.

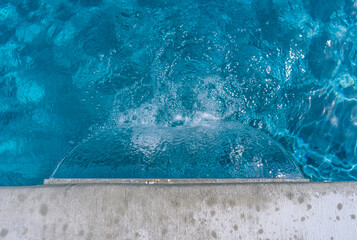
0;0;356;185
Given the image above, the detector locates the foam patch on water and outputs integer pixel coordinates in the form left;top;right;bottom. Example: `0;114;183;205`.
16;81;45;104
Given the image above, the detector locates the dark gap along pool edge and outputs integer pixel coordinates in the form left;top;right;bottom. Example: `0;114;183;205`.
44;178;309;185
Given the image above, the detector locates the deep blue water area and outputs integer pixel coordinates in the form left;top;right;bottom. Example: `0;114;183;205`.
0;0;356;185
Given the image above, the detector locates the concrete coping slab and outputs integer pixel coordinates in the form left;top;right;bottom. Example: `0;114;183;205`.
1;182;356;240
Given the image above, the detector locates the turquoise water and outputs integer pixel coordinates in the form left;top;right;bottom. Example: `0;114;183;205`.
0;0;356;185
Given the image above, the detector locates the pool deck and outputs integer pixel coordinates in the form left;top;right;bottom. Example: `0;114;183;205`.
0;181;356;239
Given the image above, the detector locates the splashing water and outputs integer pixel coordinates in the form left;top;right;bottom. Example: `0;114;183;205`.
51;122;303;179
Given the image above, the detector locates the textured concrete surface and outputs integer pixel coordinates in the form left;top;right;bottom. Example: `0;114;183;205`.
0;182;356;240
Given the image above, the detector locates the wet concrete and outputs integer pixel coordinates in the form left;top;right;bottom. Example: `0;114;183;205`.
0;182;356;239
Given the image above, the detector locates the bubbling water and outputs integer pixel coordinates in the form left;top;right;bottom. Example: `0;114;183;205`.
52;121;303;179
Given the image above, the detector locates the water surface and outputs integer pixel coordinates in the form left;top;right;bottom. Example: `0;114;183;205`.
0;0;356;185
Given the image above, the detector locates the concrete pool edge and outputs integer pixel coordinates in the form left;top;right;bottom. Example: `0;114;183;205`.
44;178;310;185
1;182;356;239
